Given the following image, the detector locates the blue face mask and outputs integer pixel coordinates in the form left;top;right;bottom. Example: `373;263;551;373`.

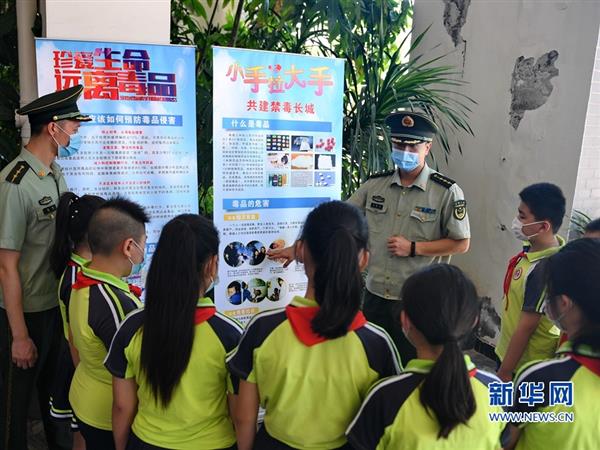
53;125;82;158
128;240;146;276
391;149;420;172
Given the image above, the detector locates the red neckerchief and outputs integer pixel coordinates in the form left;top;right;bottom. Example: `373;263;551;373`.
66;260;77;268
195;307;216;325
285;305;367;346
503;250;528;311
128;284;142;298
558;333;569;346
72;271;101;290
72;271;141;299
468;368;477;378
569;353;600;378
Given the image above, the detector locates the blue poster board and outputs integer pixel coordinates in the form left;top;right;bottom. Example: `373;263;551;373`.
35;38;198;287
213;46;344;323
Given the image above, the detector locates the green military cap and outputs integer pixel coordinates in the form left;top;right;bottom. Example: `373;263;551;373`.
17;85;91;126
385;111;438;145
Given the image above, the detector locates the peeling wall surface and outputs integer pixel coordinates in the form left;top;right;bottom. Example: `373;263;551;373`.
442;0;471;47
509;51;559;129
413;0;600;345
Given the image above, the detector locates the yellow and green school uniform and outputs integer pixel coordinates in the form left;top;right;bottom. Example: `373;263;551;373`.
68;265;141;430
105;297;243;449
346;356;507;450
510;341;600;450
58;253;89;338
496;237;565;372
49;253;88;428
227;296;402;450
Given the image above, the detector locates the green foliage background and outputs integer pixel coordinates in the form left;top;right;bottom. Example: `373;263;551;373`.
170;0;474;215
0;1;20;169
0;0;474;217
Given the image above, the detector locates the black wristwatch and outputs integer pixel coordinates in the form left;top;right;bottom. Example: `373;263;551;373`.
410;241;416;257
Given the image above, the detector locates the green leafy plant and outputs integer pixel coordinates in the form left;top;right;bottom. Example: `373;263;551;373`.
315;0;474;196
0;1;20;170
1;0;474;206
171;0;474;208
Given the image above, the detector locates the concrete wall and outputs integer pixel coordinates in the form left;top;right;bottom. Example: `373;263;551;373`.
573;30;600;222
413;0;600;344
43;0;171;44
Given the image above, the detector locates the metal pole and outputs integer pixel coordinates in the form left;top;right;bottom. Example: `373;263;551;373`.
15;0;38;146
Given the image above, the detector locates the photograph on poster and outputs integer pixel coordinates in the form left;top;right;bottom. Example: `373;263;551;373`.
267;277;288;302
267;152;290;169
291;135;313;151
314;154;335;170
266;134;290;152
223;242;248;267
314;171;335;187
240;281;253;302
269;239;286;251
291;172;314;188
247;240;267;266
248;278;267;303
267;173;288;187
291;153;314;170
227;281;242;305
314;136;336;151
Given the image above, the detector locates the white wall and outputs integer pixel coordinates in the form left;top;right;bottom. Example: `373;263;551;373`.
44;0;171;44
14;0;170;139
573;30;600;222
413;0;600;343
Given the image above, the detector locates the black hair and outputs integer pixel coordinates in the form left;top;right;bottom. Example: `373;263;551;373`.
140;214;220;407
87;196;149;255
544;238;600;353
30;121;47;136
31;119;67;137
401;264;481;439
585;218;600;233
519;183;566;233
50;192;105;277
300;200;368;339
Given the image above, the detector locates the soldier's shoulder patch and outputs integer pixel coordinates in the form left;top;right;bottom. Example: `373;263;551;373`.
368;170;395;179
430;172;455;189
453;200;467;220
5;161;30;185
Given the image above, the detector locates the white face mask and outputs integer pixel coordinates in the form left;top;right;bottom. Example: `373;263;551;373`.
206;275;219;293
544;298;571;332
511;217;546;241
